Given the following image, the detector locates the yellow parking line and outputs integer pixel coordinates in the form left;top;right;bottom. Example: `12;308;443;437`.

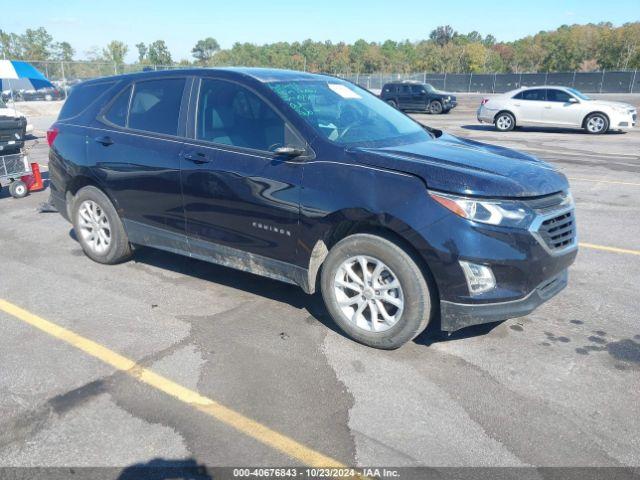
579;242;640;256
568;177;640;187
0;299;344;468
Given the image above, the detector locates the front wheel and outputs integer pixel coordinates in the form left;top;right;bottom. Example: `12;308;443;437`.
584;113;609;134
494;112;515;131
320;234;432;349
72;186;132;264
429;100;443;114
9;180;28;198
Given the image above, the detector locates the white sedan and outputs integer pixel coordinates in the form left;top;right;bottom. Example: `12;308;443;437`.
477;86;637;134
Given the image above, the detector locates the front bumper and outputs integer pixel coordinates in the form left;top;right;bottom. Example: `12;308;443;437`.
412;194;578;332
441;269;568;331
611;110;636;130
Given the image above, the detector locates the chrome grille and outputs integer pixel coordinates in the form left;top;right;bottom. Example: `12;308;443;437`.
538;211;575;251
528;192;577;255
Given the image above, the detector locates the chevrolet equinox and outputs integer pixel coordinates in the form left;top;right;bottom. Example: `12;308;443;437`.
48;68;578;349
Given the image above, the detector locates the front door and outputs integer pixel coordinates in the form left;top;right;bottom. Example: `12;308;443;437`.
181;77;304;266
542;89;584;127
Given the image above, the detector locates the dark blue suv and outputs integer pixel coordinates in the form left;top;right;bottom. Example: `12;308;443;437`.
47;68;577;349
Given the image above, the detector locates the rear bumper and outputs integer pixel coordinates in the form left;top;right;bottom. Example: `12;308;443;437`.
440;269;568;331
49;188;70;221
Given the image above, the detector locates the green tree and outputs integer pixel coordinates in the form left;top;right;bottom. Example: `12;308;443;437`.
192;37;220;65
20;27;53;60
147;40;172;66
51;41;75;61
429;25;456;47
103;41;128;69
135;42;147;63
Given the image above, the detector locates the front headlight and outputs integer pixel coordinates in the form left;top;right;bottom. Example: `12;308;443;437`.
429;191;535;228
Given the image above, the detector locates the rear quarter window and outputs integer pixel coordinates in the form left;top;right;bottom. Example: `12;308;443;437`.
58;81;116;120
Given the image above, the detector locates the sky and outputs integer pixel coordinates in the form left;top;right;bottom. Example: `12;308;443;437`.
9;0;640;62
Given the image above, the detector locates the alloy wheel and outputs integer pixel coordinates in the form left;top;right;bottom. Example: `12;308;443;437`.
333;255;404;332
77;200;112;254
586;115;606;133
496;115;513;130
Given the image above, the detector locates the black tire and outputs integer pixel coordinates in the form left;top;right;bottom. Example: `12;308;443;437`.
320;234;432;349
429;100;443;114
494;111;515;132
584;113;609;134
72;186;132;264
442;108;451;114
386;100;398;109
9;180;28;198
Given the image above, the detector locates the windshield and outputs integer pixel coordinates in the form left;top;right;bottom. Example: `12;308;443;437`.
567;88;591;101
268;80;430;146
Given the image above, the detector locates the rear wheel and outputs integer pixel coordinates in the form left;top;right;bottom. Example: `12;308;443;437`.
584;113;609;134
429;100;443;114
72;186;132;264
321;234;432;349
494;112;515;131
386;100;398;109
9;180;28;198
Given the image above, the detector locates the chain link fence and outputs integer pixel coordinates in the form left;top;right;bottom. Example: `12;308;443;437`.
337;70;640;94
4;61;640;97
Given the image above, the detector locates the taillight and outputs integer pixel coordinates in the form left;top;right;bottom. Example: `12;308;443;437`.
46;127;59;147
480;98;490;105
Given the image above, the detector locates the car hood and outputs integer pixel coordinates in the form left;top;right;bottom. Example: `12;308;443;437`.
586;100;635;110
352;132;569;198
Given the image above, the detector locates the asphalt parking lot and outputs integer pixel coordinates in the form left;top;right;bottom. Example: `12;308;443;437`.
1;94;639;475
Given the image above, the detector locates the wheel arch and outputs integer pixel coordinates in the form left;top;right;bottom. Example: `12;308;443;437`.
582;111;610;129
305;213;439;306
65;175;121;221
494;109;517;125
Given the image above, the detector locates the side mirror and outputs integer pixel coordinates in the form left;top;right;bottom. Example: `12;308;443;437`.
272;146;306;159
568;97;579;104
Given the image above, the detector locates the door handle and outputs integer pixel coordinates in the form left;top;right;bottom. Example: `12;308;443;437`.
182;152;211;164
544;106;552;109
513;103;521;107
94;135;114;146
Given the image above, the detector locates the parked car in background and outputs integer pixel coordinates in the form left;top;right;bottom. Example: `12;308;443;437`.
48;68;576;349
477;86;637;134
20;87;65;102
380;81;457;114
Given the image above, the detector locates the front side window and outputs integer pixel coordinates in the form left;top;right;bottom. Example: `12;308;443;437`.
128;78;185;135
104;86;131;127
546;89;573;103
411;85;425;94
197;78;297;152
268;80;430;147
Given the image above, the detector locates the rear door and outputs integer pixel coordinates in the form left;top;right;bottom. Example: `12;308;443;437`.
410;85;428;111
543;89;583;127
513;88;546;125
181;77;304;265
89;76;191;246
396;85;412;110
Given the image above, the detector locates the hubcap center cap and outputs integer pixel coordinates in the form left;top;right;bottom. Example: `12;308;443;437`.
363;287;375;300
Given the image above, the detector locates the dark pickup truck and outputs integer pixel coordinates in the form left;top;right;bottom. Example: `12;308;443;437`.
380;81;457;114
